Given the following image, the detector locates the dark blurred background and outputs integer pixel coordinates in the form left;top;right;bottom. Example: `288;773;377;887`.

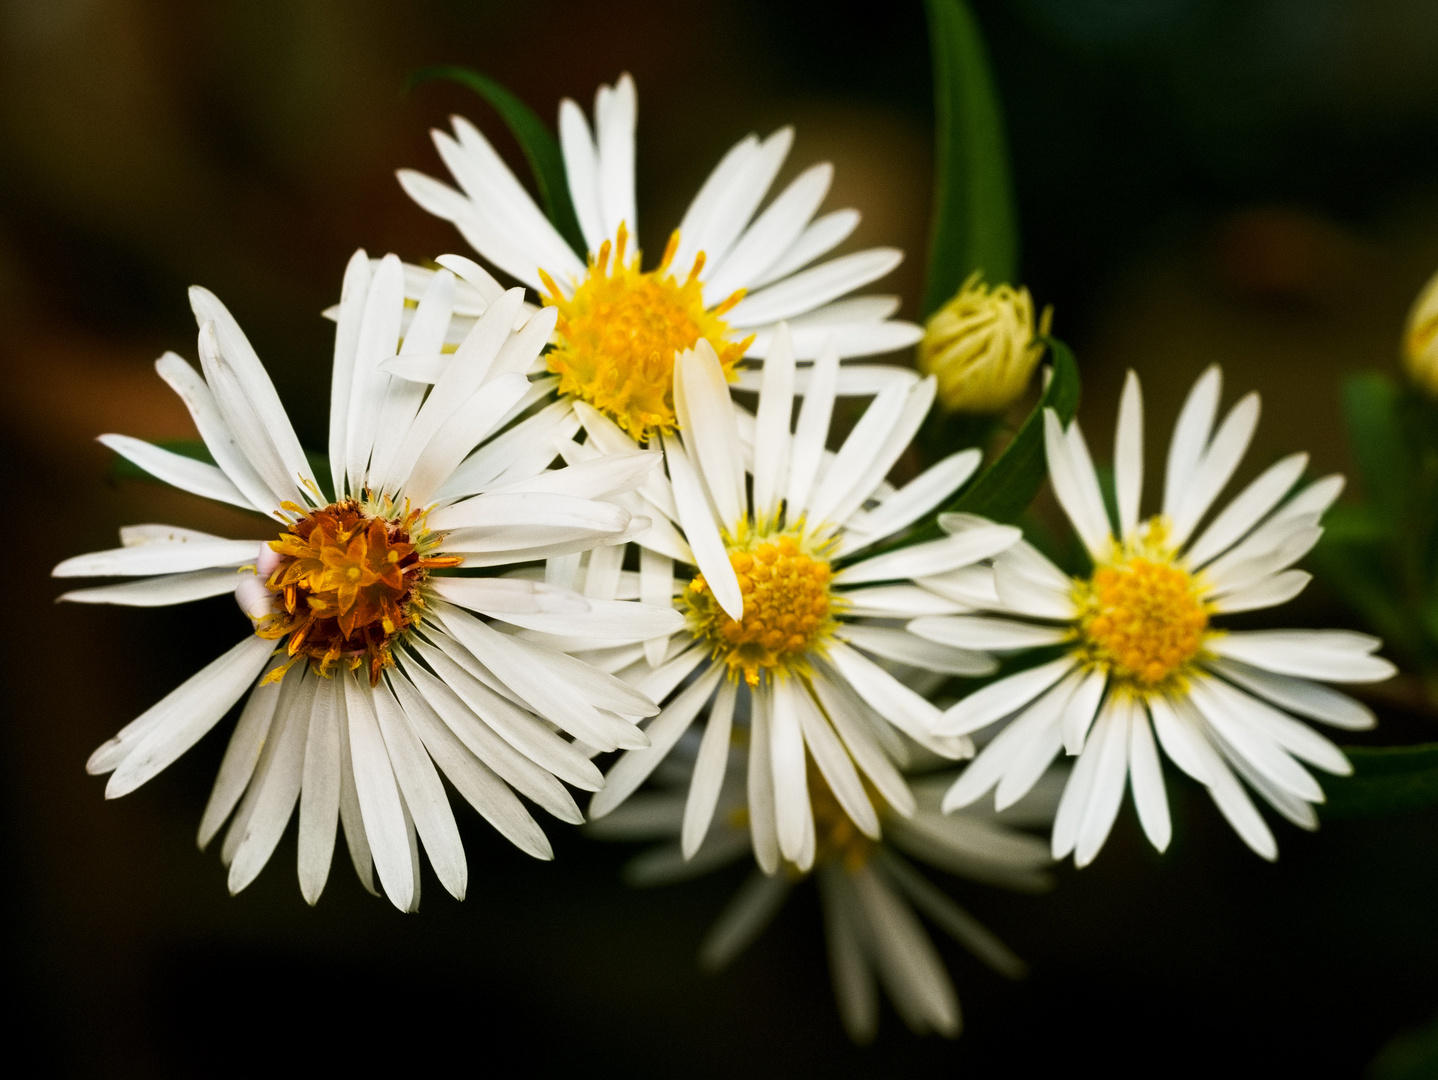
6;0;1438;1075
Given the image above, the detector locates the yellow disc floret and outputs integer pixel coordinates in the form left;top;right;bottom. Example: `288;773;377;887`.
684;532;839;687
257;498;459;686
538;224;751;441
1074;543;1209;691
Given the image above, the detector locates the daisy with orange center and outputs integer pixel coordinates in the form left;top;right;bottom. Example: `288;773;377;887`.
925;367;1397;866
399;73;923;443
55;250;684;910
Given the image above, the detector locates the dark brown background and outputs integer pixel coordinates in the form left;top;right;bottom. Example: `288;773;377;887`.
4;1;1438;1075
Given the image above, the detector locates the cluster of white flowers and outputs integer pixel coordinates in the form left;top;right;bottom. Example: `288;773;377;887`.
55;75;1394;1040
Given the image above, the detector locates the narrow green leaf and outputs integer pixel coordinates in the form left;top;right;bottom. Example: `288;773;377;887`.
947;336;1080;524
405;65;586;257
1342;372;1410;527
922;0;1019;315
1320;743;1438;820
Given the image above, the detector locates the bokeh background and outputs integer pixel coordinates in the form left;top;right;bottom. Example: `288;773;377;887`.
5;0;1438;1074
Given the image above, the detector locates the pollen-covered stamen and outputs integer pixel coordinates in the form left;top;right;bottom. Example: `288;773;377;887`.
256;499;459;685
684;533;839;686
1075;551;1209;690
538;223;752;440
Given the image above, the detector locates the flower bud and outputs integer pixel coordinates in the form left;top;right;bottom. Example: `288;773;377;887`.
919;273;1052;414
1403;267;1438;396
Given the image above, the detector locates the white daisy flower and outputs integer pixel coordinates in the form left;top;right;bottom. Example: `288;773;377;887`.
545;325;1021;873
54;251;684;910
590;750;1057;1043
397;72;923;442
930;365;1397;865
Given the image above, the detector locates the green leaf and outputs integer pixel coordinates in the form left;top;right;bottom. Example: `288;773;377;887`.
922;0;1019;315
947;336;1080;523
1320;744;1438;820
405;65;586;257
1342;372;1410;528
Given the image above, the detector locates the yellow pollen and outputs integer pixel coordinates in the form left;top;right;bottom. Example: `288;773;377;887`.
538;223;752;441
1075;552;1209;690
683;531;839;686
256;499;459;686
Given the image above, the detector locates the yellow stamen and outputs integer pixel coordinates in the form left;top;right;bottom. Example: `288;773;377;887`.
1073;522;1209;692
539;223;751;441
683;529;840;686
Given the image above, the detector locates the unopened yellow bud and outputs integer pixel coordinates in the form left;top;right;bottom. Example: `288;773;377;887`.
1403;267;1438;396
918;272;1052;414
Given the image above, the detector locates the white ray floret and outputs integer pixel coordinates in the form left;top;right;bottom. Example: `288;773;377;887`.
933;366;1396;865
559;326;1021;871
56;250;683;910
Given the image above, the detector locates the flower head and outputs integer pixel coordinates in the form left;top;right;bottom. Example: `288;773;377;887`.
398;73;923;442
931;366;1395;866
1403;266;1438;396
918;272;1051;414
590;748;1056;1043
55;251;684;909
555;324;1021;873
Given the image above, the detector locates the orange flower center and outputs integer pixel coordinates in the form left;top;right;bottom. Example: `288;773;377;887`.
258;500;458;684
538;224;751;441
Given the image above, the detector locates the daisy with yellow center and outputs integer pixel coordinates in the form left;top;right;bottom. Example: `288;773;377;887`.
925;367;1397;866
54;251;684;910
398;73;923;443
589;743;1057;1044
541;326;1020;874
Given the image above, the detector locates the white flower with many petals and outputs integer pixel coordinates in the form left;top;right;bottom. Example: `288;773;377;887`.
929;366;1396;865
54;251;683;909
541;327;1020;871
398;73;922;443
590;750;1056;1043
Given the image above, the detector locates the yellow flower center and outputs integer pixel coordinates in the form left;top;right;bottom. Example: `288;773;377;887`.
810;765;880;873
258;499;459;685
683;531;840;687
1074;543;1209;691
538;224;751;441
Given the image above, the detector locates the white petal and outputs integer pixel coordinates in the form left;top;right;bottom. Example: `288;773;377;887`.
842;584;969;618
99;635;273;795
559;97;604;253
727;248;904;328
345;253;405;493
59;568;242;607
1170;392;1261;547
908;615;1069;651
941;655;1076;737
817;867;879;1044
689;127;792;278
196;666;283;849
1074;698;1132;867
797;687;878;839
595;74;638;242
826;643;958;754
770;678;813;866
401;371;532;504
837;449;982;557
750;322;795;521
851;865;960;1037
1186;677;1324;801
681;678;738;859
98;434;255;512
54;539;260;579
1162;365;1221;520
1114;371;1144;538
1210;570;1311;613
1060;666;1108;755
748;682;781;874
785;341;839;515
344;674;414;911
676;342;745;528
1044;411;1111;560
841;624;996;677
811;672;916;816
834;525;1021;586
664;434;741;620
750;208;860;290
297;673;342;904
1128;706;1171;852
1208;630;1396;683
1184;452;1308;568
706;162;832;301
228;673;314;893
698;871;792;971
428;489;629;536
1206;657;1375;730
1146;694;1211;783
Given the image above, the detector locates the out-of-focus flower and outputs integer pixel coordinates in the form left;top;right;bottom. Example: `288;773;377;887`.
918;272;1051;414
928;366;1397;866
54;252;683;909
590;751;1057;1043
1402;267;1438;396
398;73;923;442
551;325;1021;871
